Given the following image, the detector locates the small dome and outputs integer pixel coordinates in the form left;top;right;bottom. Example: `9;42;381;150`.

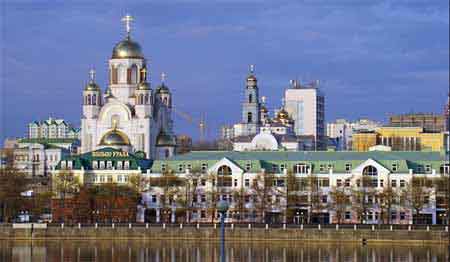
260;105;268;113
137;81;151;90
99;129;130;146
156;131;176;146
85;81;100;91
247;74;257;81
112;37;144;59
276;108;289;120
156;83;170;94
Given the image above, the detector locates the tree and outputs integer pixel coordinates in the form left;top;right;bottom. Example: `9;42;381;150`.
251;172;275;223
0;166;29;222
53;169;80;209
307;173;322;223
30;191;53;221
149;170;182;223
329;187;349;224
403;177;431;224
206;172;219;223
351;176;374;223
284;170;300;223
434;174;449;224
185;169;202;222
378;181;398;224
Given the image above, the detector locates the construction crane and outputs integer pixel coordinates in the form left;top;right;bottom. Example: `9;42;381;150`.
172;107;207;142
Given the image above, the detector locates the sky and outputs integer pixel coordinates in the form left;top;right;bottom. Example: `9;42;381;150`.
1;0;449;142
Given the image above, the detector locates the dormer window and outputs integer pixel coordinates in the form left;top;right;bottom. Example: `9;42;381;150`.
92;161;98;169
392;163;398;172
117;161;123;170
124;161;130;170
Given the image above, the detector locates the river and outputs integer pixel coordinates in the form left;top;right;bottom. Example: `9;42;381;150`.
0;240;448;261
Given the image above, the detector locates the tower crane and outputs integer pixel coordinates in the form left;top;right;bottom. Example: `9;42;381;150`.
172;108;207;142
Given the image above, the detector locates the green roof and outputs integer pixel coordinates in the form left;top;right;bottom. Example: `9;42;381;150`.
150;150;446;174
57;147;152;171
19;138;79;144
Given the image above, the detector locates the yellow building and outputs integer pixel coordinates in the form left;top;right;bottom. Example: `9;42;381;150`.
352;126;445;152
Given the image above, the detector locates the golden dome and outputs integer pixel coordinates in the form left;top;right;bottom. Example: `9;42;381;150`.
112;37;144;59
276;108;289;120
137;81;151;90
260;105;268;113
99;129;130;146
84;81;100;91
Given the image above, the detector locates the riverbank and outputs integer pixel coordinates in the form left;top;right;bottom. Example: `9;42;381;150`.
0;224;448;244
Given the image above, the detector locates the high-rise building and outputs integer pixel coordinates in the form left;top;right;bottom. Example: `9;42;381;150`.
284;80;325;149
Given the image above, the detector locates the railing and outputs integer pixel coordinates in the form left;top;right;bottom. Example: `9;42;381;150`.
4;222;447;231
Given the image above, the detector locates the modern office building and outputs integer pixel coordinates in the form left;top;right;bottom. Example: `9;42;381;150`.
284;80;325;150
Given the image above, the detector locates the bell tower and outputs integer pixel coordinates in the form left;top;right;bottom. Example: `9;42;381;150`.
82;69;101;119
241;65;260;135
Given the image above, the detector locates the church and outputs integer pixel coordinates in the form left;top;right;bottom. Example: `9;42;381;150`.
80;15;176;160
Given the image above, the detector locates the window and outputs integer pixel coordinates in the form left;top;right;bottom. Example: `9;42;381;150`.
276;179;285;187
417;165;424;173
161;164;166;172
440;164;450;174
390;212;396;221
248;94;253;103
193;195;198;203
245;195;250;203
336;179;342;187
321;195;328;203
423;196;429;205
400;180;406;188
245;163;251;171
92;161;98;169
234;179;238;187
319;165;325;172
117;175;122;182
100;176;105;183
392;163;398;172
425;165;431;173
218;165;232;175
319;178;330;187
363;166;378;176
152;195;157;203
400;212;406;220
371;179;378;188
201;179;206;186
379;179;384;187
247;112;253;123
345;163;352;172
117;161;123;170
244;179;250;187
327;164;333;170
391;179;397;187
201;163;208;173
201;195;206;203
192;179;198;187
272;164;278;173
345;179;351;187
345;212;351;220
106;161;112;170
293;163;308;174
178;164;184;172
280;164;285;172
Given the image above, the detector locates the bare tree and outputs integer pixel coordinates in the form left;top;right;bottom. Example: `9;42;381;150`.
53;169;80;209
329;187;349;224
403;177;432;224
0;166;28;222
251;172;275;223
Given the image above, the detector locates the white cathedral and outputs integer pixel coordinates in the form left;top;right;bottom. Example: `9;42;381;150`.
80;15;176;159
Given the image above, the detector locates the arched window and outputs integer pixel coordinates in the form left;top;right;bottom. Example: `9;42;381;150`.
247;112;253;123
163;97;168;105
293;163;308;174
144;94;149;104
139;94;144;105
92;94;97;105
217;165;232;176
118;65;126;83
131;65;138;84
111;66;118;84
248;94;253;103
363;165;378;176
87;94;91;105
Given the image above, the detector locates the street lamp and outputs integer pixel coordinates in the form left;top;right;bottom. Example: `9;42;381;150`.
217;200;229;262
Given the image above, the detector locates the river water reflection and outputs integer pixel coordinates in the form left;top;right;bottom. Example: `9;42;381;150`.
0;240;448;262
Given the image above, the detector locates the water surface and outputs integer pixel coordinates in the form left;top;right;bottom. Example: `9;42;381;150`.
0;240;447;262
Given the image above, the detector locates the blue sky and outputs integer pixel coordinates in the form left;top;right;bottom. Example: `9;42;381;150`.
1;0;448;142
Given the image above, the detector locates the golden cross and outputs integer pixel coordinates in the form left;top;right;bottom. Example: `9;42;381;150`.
89;69;95;82
141;67;147;80
161;72;167;82
249;64;255;73
121;14;134;36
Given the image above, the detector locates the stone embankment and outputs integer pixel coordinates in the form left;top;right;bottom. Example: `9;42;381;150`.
0;223;448;244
